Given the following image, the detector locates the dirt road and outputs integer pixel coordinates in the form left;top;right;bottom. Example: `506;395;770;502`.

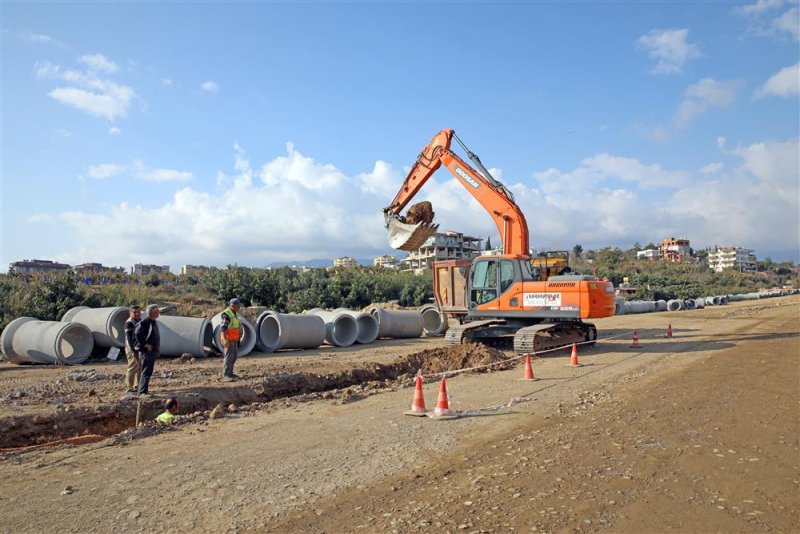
0;297;797;533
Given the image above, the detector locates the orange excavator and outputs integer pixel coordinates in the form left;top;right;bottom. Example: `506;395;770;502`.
384;129;616;354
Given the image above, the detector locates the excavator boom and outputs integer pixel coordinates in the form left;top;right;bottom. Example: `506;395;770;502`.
383;129;529;256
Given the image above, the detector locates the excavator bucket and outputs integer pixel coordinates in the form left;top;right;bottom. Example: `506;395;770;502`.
386;216;439;251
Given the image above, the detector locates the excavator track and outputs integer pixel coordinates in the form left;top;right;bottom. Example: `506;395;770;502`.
444;320;505;346
513;322;597;355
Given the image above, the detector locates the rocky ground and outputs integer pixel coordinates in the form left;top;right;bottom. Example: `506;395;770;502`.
0;297;797;533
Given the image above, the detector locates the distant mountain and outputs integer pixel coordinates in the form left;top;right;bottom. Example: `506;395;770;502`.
266;258;374;268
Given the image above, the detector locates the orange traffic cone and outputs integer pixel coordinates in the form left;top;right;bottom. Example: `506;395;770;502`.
665;324;673;339
428;377;458;419
567;343;582;367
519;354;539;381
630;331;642;348
404;376;428;417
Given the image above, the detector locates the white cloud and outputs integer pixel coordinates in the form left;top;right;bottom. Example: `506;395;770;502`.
108;126;122;135
735;1;799;41
139;168;193;182
36;138;800;267
700;162;724;174
772;7;800;40
36;55;137;121
674;78;739;129
162;78;174;86
200;80;219;93
717;136;727;150
19;31;65;47
735;0;784;16
637;28;700;74
78;53;118;73
87;163;125;179
755;63;800;98
634;123;671;143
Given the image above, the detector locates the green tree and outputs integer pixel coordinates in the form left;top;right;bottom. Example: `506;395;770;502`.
485;236;492;251
572;244;583;259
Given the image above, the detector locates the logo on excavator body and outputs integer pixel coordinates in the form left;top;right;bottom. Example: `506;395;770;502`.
454;166;480;189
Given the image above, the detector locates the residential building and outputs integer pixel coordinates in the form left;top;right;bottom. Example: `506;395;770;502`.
181;264;211;276
403;230;483;271
636;249;660;261
9;259;70;274
333;256;359;269
131;263;171;276
74;262;121;273
660;237;692;262
373;255;400;269
708;247;757;272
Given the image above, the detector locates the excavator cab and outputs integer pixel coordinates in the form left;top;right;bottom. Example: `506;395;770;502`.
531;250;571;281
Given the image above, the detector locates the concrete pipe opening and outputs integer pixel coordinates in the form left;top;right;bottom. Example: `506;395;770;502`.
420;306;447;337
684;299;697;310
307;309;359;347
256;311;326;353
332;309;380;344
667;299;683;312
156;316;214;358
61;306;129;348
1;317;94;365
210;313;257;357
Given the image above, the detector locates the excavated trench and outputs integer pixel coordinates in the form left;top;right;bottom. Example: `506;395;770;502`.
0;344;510;450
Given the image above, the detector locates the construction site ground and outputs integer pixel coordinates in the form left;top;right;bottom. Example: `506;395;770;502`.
0;296;797;533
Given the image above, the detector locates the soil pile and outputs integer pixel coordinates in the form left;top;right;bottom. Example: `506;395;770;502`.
398;343;511;375
404;201;435;224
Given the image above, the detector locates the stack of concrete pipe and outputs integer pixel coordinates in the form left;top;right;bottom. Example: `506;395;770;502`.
370;308;424;338
332;309;379;344
307;309;359;347
1;317;95;365
419;305;448;337
255;311;326;353
210;312;257;356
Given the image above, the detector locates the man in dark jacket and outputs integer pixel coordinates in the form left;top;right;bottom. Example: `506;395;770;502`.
134;304;161;397
123;305;142;393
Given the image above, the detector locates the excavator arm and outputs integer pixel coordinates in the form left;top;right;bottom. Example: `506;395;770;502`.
384;129;530;257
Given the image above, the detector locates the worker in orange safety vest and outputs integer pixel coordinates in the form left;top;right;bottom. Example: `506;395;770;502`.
220;298;243;382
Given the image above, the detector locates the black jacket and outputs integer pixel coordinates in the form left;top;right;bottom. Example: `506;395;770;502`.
124;317;140;350
134;317;160;353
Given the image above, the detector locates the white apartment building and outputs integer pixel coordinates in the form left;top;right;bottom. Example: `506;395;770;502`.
333;256;359;269
403;231;483;271
373;255;400;269
708;247;756;272
636;249;660;260
132;263;170;276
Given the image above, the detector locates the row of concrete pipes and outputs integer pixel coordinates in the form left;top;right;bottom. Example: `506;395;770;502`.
0;304;449;366
615;289;797;316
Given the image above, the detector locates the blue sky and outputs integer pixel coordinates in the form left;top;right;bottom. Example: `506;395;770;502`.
2;1;799;271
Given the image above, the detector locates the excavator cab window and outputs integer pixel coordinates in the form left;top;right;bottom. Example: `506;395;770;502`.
499;260;515;292
470;259;498;305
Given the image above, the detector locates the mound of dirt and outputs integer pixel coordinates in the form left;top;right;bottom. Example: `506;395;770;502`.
397;343;511;375
404;201;435;225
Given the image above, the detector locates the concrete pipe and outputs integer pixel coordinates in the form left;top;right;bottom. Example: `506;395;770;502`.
61;306;129;348
307;309;358;347
210;313;257;357
704;297;715;306
418;305;448;337
333;309;379;344
711;296;722;306
719;296;729;305
656;300;668;312
667;299;683;312
156;316;214;358
1;317;94;365
370;308;424;339
256;311;326;353
614;301;626;315
684;299;697;310
627;301;656;314
693;298;705;309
